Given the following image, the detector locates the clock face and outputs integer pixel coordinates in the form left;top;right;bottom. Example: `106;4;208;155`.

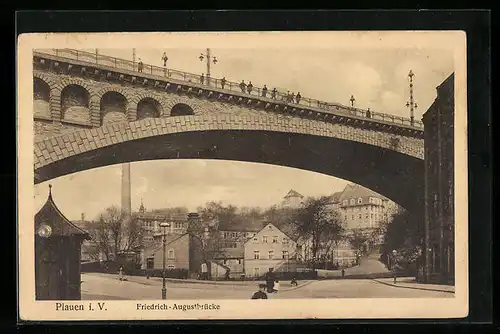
37;224;52;238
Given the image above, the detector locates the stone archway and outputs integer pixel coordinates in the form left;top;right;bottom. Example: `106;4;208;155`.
100;91;128;125
60;84;91;123
137;97;162;120
33;77;51;118
170;103;194;116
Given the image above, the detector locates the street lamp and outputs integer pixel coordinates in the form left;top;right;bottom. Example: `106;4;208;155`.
406;70;418;126
199;48;218;86
159;222;171;299
350;95;356;107
391;249;397;283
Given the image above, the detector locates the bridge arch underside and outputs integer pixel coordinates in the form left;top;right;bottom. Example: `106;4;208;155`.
35;130;424;216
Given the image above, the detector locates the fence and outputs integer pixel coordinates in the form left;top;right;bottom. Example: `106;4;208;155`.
35;48;424;129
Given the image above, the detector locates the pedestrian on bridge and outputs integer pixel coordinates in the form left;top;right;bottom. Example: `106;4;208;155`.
200;73;205;85
366;108;371;118
240;80;246;92
271;88;277;99
221;77;226;89
247;81;253;94
262;85;268;97
137;58;144;73
296;92;302;104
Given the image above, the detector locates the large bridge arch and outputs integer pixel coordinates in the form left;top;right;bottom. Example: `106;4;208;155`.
34;115;424;215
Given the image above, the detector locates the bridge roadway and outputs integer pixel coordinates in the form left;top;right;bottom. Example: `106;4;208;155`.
34;48;424;131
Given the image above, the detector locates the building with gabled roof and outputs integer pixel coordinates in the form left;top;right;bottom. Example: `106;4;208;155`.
281;189;304;208
243;222;300;278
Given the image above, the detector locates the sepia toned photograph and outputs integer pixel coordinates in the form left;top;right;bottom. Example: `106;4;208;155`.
18;31;468;320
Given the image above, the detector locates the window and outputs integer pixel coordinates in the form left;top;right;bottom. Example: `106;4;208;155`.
238;259;242;265
350;199;355;205
371;213;374;219
273;236;278;243
168;249;175;259
262;236;268;243
253;268;260;277
232;232;237;238
253;237;258;243
343;200;347;206
365;214;368;219
283;238;289;245
282;251;289;259
254;250;260;259
358;197;362;204
167;264;175;269
268;250;274;259
358;214;361;219
175;222;183;229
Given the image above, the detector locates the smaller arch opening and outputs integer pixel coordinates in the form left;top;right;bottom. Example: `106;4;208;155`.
137;97;162;120
33;78;50;118
100;91;128;125
61;84;90;123
170;103;194;116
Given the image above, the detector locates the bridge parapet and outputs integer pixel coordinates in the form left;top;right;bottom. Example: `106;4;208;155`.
33;49;424;134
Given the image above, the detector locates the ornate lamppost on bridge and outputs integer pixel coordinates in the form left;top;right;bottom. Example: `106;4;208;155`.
159;222;171;299
406;70;418;126
350;95;356;107
199;48;218;87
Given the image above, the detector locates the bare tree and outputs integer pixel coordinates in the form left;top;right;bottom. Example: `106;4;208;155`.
292;196;344;268
87;205;144;264
186;214;226;263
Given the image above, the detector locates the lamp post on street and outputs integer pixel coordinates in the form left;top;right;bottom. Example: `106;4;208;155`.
159;222;171;299
391;249;397;283
350;95;356;107
199;48;218;86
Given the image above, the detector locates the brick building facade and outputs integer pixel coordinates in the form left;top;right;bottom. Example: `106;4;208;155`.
422;73;455;285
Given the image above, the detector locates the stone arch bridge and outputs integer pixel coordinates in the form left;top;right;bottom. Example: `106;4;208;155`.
32;49;425;215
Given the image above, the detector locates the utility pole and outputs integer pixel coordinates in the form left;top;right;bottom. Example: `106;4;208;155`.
406;70;418;126
199;48;218;86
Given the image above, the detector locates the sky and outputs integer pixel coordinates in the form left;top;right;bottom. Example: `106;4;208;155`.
34;44;454;221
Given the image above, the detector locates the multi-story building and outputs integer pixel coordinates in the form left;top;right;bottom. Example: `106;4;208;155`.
422;73;455;285
281;189;304;208
243;222;299;278
337;183;393;232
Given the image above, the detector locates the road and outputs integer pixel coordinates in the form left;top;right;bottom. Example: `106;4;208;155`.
81;273;453;300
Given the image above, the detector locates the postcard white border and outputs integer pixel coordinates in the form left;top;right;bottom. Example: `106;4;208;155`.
18;31;468;321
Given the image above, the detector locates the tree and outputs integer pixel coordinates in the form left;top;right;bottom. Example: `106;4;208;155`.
197;201;238;223
347;229;370;257
186;215;226;263
87;205;144;265
152;206;189;217
379;208;423;272
291;196;344;268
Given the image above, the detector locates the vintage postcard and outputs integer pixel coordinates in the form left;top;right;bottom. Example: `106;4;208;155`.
18;31;468;321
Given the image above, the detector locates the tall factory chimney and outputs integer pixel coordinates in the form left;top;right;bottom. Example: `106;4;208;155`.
121;163;132;217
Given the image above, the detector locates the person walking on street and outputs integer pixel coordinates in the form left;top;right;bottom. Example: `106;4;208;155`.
271;88;277;99
366;108;371;118
273;280;280;294
161;52;168;67
264;268;276;293
221;77;226;89
239;80;246;93
201;261;208;280
200;73;205;85
291;277;298;287
118;266;124;281
247;81;253;94
251;284;268;299
296;92;302;104
137;58;144;73
262;85;268;97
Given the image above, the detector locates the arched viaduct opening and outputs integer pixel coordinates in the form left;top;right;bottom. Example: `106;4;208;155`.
34;130;424;216
33;78;51;118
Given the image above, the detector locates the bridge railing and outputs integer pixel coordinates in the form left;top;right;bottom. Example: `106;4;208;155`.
35;48;424;129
